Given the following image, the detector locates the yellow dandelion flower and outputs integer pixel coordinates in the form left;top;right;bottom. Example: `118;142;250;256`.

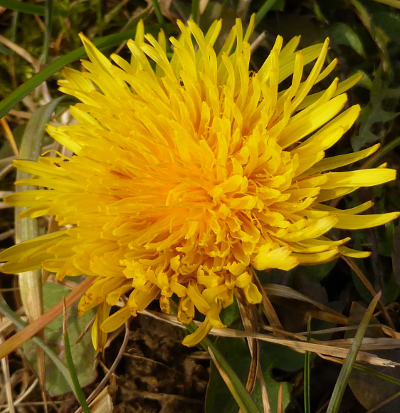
1;16;399;348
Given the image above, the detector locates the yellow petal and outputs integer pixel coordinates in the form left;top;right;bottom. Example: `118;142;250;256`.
279;94;348;148
334;212;400;230
339;246;371;258
252;246;298;271
322;168;396;189
309;144;380;174
280;216;338;242
182;319;213;347
243;282;263;304
293;249;339;265
100;306;131;333
91;302;111;352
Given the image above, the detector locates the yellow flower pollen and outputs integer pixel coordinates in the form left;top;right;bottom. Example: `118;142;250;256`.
1;16;399;348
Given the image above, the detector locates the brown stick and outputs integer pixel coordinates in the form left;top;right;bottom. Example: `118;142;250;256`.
0;277;93;360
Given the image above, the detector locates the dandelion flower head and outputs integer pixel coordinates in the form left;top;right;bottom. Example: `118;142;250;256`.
1;16;399;347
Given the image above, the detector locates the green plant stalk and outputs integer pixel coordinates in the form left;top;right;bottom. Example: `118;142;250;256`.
326;293;381;413
363;137;400;168
255;0;279;27
0;0;45;15
0;295;77;397
192;0;200;23
63;304;90;413
151;0;164;25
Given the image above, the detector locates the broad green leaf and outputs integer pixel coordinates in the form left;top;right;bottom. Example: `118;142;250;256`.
328;23;366;57
373;11;400;39
220;297;240;327
63;305;91;413
24;283;96;396
351;70;400;150
205;338;301;413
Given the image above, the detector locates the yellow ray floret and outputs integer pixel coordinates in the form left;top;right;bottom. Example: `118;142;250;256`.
0;16;399;349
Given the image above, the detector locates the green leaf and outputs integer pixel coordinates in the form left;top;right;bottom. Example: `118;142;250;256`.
351;70;400;150
255;0;280;27
206;338;300;413
220;297;240;327
328;23;366;57
0;0;45;15
373;11;400;40
23;283;96;396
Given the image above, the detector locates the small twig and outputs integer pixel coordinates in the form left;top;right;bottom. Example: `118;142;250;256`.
342;256;395;329
0;164;15;180
0;335;15;413
235;289;259;395
250;31;267;52
367;391;400;413
73;322;130;413
252;270;283;330
0;379;38;413
0;35;39;71
8;110;32;119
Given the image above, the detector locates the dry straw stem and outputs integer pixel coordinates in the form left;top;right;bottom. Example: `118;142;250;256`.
0;277;93;360
264;283;348;325
0;335;15;413
206;329;399;367
326;293;382;413
140;309;399;368
73;322;129;413
342;256;395;329
236;289;259;394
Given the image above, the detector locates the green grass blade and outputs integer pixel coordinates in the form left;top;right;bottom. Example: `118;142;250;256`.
0;295;77;397
326;293;381;413
0;0;45;15
0;26;156;118
192;0;200;23
255;0;279;27
353;362;400;387
63;303;90;413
